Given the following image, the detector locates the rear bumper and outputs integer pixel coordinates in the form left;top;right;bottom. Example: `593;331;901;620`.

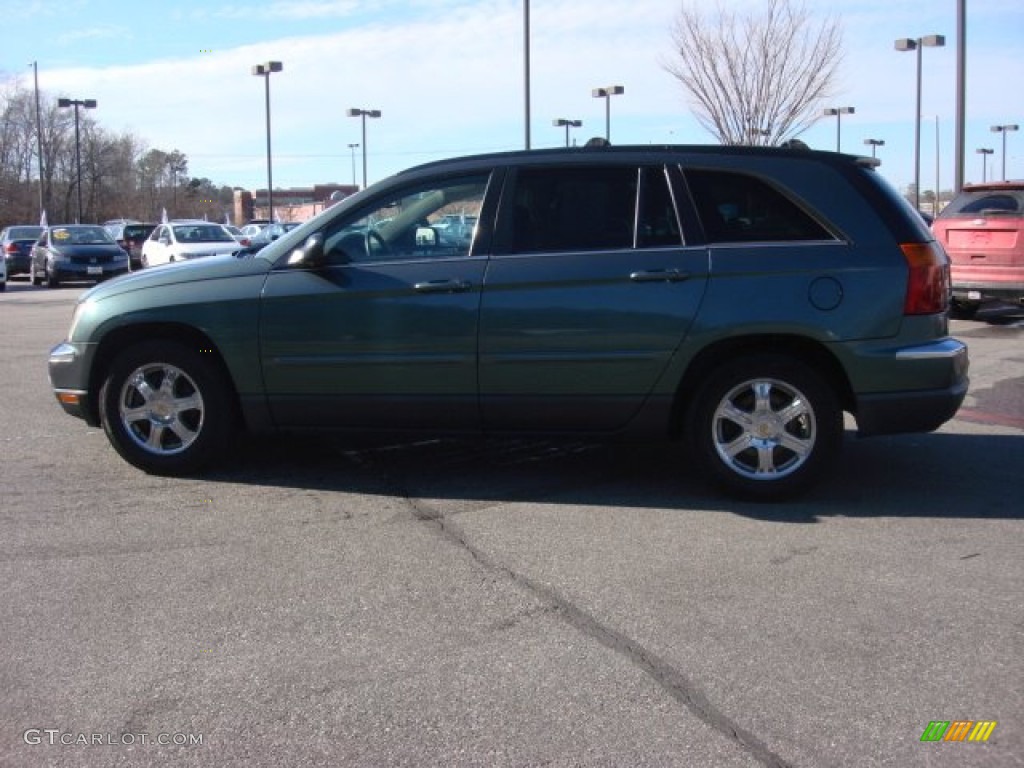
951;280;1024;305
853;338;969;436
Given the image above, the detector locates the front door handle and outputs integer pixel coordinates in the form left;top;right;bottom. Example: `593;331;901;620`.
413;279;472;294
629;269;690;283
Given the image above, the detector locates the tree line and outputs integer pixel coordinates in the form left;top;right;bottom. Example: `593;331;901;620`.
0;80;235;228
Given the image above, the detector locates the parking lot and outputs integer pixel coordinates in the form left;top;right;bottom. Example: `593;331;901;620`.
1;280;1021;768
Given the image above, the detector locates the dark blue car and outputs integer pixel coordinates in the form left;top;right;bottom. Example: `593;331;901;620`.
1;225;44;278
30;225;129;288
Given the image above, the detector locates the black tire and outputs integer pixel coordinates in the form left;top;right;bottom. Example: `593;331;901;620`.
99;341;235;475
46;264;59;288
949;300;980;320
685;355;842;501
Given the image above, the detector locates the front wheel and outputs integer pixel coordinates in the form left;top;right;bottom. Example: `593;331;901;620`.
685;355;842;501
99;341;235;475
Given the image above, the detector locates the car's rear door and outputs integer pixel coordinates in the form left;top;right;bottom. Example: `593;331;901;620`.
478;162;709;431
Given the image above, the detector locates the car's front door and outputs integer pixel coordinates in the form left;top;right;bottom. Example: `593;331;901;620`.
478;163;709;432
258;172;493;431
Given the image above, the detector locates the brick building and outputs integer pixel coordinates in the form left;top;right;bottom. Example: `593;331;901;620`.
233;183;359;225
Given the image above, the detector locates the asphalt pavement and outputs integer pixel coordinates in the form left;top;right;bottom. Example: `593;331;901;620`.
1;281;1021;768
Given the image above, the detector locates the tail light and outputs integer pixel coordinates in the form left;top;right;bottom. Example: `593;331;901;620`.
900;241;950;315
4;243;18;254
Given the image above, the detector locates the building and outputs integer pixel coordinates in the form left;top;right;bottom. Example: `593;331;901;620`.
233;183;359;224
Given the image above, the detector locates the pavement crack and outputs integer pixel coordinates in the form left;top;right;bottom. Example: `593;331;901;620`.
434;514;795;768
347;445;793;767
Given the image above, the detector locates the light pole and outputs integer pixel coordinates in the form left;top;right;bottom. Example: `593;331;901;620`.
251;61;283;222
56;97;96;223
346;109;381;189
976;148;993;183
991;124;1019;181
591;85;624;142
524;0;531;150
823;107;854;152
552;118;582;147
347;143;360;186
895;35;945;209
864;138;885;158
31;62;45;219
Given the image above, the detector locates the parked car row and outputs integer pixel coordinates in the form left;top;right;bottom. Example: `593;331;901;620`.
0;219;307;288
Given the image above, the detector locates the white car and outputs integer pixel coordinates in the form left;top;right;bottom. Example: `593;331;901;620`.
141;222;240;267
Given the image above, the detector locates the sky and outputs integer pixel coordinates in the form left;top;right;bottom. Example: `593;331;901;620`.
1;0;1022;196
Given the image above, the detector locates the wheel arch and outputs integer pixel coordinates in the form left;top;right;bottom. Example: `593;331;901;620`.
87;323;241;427
669;334;855;436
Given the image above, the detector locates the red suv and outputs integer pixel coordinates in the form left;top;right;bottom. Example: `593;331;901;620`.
932;181;1024;317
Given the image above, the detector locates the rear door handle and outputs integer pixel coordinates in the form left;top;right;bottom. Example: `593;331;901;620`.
629;269;690;283
413;279;472;294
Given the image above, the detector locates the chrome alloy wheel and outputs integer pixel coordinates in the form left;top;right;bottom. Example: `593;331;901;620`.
711;377;816;480
117;362;205;456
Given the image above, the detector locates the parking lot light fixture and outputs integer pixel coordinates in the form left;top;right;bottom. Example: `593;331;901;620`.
56;97;97;223
823;107;855;152
975;148;994;182
251;61;283;222
347;143;360;186
864;138;885;158
991;124;1019;181
552;118;582;147
591;85;624;141
895;35;946;209
347;109;382;189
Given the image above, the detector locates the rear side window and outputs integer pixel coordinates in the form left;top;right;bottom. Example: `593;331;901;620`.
939;188;1024;218
497;165;682;254
685;169;833;244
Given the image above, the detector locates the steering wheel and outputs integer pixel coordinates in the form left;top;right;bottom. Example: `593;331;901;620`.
365;228;391;257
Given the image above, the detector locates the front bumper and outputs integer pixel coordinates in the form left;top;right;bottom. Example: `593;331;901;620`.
48;341;100;426
51;263;129;282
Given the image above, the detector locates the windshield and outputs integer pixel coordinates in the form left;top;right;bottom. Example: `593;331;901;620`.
52;226;114;245
172;224;234;243
9;226;43;240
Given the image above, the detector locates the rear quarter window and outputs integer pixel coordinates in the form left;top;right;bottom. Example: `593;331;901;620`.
683;169;833;243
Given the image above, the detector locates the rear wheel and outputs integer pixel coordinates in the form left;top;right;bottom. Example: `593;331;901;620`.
685;355;842;500
46;264;59;288
99;341;235;475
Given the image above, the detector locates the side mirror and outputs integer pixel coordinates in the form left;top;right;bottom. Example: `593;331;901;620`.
415;226;437;247
288;233;326;267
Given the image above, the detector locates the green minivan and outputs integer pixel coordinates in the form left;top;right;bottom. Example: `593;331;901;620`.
48;144;968;499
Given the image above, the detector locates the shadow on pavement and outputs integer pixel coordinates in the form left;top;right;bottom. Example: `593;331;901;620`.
208;427;1023;524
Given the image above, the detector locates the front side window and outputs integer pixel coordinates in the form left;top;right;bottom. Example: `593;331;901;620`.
685;169;833;243
318;174;490;265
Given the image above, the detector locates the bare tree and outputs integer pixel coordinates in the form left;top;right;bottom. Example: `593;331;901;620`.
662;0;843;146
